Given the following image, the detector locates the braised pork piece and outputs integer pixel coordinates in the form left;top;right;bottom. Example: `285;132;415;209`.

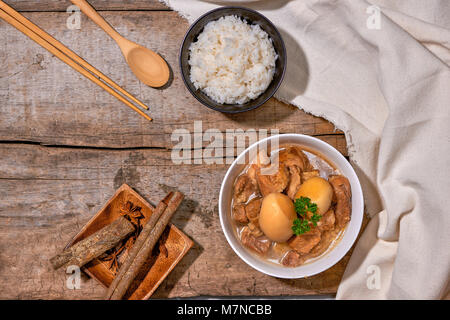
231;145;352;267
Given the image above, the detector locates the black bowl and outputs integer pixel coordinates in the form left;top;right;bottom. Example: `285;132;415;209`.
179;6;287;114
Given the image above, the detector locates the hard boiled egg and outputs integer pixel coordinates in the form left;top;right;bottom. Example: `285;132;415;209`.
295;177;333;215
259;193;296;242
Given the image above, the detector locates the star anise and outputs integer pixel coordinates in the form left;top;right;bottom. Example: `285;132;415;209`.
100;243;126;274
100;201;146;274
124;233;138;251
120;201;144;227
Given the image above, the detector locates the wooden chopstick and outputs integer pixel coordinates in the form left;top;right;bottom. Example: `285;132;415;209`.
0;0;149;112
0;4;152;121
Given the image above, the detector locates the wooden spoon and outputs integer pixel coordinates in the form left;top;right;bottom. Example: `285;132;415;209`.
71;0;169;88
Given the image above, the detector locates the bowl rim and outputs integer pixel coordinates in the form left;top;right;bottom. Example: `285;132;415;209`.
179;6;287;114
218;134;364;278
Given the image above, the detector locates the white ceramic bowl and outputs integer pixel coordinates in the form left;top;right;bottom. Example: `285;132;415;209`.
219;134;364;278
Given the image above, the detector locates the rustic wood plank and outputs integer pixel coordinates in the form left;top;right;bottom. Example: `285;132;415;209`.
0;11;344;150
0;7;355;299
4;0;169;12
0;143;359;299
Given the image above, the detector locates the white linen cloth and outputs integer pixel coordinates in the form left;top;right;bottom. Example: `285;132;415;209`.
160;0;450;299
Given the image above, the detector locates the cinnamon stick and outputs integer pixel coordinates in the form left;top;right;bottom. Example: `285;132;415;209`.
50;216;135;270
104;192;172;299
106;191;184;300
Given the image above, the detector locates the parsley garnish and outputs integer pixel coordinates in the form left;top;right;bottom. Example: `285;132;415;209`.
292;218;311;234
292;196;322;235
294;197;317;217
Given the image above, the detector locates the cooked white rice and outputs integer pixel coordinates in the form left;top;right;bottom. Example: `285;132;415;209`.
188;15;277;105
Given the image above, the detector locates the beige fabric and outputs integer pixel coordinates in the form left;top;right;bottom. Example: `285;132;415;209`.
161;0;450;299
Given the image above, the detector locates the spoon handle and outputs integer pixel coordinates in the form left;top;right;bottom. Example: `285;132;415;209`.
70;0;122;42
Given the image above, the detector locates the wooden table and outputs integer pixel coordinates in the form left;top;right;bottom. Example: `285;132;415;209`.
0;0;361;299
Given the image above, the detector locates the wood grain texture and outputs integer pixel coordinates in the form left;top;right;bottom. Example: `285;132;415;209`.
4;0;169;11
0;144;364;299
0;11;344;149
0;7;357;299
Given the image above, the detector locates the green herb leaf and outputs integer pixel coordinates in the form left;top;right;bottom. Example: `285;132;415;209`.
311;213;322;226
292;218;311;235
294;197;318;217
292;196;322;234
